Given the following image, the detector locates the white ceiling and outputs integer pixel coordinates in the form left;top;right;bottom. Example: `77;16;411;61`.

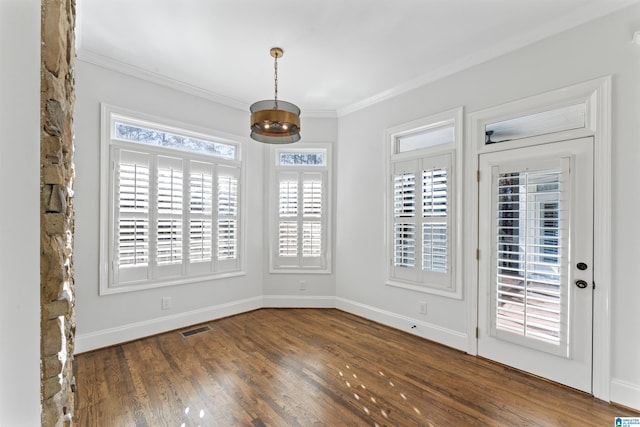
76;0;637;116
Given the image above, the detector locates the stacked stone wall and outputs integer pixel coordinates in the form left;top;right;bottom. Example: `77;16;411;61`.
41;0;76;425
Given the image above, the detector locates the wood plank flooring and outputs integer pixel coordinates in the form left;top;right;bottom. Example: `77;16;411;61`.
75;308;638;426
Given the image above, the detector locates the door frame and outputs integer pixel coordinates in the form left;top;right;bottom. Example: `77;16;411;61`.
465;76;612;400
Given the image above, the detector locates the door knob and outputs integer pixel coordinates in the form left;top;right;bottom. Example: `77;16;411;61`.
575;279;588;289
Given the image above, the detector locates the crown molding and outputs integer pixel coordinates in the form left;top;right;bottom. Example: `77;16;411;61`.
77;49;337;119
77;0;638;119
78;49;250;112
337;0;639;117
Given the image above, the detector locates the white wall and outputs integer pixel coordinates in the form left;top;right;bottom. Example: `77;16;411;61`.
336;4;640;409
0;0;41;424
74;61;339;350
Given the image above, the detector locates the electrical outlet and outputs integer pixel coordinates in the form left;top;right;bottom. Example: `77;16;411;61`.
299;280;306;290
419;301;427;315
161;296;172;310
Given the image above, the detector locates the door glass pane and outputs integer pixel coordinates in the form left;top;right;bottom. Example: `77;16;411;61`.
495;168;564;345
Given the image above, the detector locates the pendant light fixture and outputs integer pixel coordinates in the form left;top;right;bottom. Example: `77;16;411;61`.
250;47;301;144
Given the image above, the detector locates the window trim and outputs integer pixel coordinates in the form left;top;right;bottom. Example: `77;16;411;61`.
385;107;463;299
99;104;246;295
268;142;333;274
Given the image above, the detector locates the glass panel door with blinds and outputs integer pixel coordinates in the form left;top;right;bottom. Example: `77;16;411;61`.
478;137;594;393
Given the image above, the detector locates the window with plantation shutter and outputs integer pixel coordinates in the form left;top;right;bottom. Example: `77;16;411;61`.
270;144;332;273
391;155;451;287
101;105;244;294
386;108;462;298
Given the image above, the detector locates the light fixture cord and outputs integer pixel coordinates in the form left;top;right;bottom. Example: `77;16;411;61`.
273;53;279;109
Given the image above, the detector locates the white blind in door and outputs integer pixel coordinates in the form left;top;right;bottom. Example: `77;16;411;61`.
495;168;564;345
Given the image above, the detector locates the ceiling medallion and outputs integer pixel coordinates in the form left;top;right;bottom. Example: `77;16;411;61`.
250;47;301;144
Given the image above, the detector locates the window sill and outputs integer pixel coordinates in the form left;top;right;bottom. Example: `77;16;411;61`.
100;270;246;295
386;279;462;299
269;267;332;275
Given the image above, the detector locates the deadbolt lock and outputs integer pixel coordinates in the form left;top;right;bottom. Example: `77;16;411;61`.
575;279;588;289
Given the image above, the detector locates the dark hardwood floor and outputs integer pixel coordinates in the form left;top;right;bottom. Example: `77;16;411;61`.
75;308;638;426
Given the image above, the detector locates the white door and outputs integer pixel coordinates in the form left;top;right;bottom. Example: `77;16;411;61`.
478;137;593;393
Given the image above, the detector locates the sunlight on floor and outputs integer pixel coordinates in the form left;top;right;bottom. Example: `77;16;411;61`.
336;363;435;426
179;406;206;427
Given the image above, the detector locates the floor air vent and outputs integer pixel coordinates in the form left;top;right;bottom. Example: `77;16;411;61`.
180;325;211;337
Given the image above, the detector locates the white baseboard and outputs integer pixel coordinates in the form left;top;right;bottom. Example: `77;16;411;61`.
262;295;336;308
74;296;262;354
611;378;640;411
335;297;467;351
75;295;467;355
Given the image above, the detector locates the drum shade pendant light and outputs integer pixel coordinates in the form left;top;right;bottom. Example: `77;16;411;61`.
250;47;301;144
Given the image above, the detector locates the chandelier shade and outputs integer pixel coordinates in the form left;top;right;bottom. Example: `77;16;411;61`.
250;99;301;144
250;48;301;144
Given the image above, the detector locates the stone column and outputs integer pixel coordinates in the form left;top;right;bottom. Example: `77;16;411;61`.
41;0;76;425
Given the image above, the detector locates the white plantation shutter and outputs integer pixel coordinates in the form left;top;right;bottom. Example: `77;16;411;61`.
279;178;298;217
189;162;213;267
216;166;240;271
302;221;322;257
394;172;416;218
278;221;298;257
217;218;236;259
422;167;448;274
302;176;322;257
392;160;419;281
394;224;416;268
391;154;451;287
494;167;566;346
272;158;329;271
303;179;322;217
278;174;299;258
115;150;151;284
393;165;417;271
155;156;184;280
111;152;244;287
423;224;447;272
